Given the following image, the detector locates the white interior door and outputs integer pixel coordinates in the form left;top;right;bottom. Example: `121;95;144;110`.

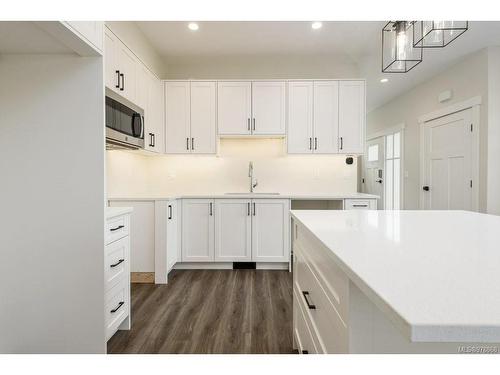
422;109;473;210
363;137;385;209
214;199;252;262
217;81;252;135
165;81;191;153
190;81;216;154
181;199;214;262
287;81;313;153
313;81;339;153
251;81;286;135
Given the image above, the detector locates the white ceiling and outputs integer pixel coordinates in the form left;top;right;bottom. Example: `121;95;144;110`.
137;21;500;111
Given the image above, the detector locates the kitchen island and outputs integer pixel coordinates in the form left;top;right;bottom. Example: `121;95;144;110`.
291;210;500;353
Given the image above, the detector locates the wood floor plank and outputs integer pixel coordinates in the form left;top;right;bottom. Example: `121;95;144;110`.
107;269;293;354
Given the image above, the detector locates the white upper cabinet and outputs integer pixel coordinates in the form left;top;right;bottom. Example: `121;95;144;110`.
64;21;104;53
165;81;216;154
314;81;339;154
288;81;313;153
181;199;215;262
251;81;286;135
165;81;191;154
144;74;165;153
338;80;365;154
190;81;217;153
104;29;120;92
214;199;252;262
116;44;137;103
251;199;290;262
217;81;252;135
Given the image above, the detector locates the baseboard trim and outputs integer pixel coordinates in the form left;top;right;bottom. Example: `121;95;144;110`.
131;272;155;283
173;262;289;270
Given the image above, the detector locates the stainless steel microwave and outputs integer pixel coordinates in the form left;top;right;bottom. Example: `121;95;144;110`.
105;96;145;150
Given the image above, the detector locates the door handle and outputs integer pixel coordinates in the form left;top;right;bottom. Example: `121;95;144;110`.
314;137;318;150
115;70;120;89
110;301;124;313
252;202;256;216
191;138;194;151
168;205;172;220
247;118;250;131
247;202;250;216
110;259;125;268
423;186;430;191
186;137;190;150
152;133;155;147
209;202;213;216
120;73;124;91
302;291;316;309
252;118;255;131
309;137;312;150
340;137;343;150
149;133;153;147
376;179;383;184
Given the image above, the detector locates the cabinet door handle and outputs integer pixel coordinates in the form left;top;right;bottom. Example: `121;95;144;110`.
247;118;250;131
252;118;256;131
302;350;309;354
110;259;125;268
302;291;316;309
252;202;256;216
120;73;124;91
309;137;312;150
110;225;124;232
110;301;124;313
247;202;250;216
148;133;153;147
186;137;190;150
152;133;155;147
209;202;213;216
340;137;343;150
191;138;194;151
168;205;172;220
115;70;120;89
314;137;318;150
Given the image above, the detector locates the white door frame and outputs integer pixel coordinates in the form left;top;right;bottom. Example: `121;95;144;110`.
418;96;481;211
366;123;406;209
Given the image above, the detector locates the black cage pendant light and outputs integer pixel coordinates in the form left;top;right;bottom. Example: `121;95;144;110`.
413;21;468;48
382;21;423;73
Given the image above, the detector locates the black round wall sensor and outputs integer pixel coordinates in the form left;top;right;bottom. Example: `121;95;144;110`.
346;156;354;165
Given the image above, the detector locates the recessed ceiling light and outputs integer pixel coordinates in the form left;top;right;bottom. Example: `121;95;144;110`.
380;78;389;83
188;22;199;31
311;22;322;30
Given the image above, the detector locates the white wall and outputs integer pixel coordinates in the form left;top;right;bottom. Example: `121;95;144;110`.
165;55;360;80
106;139;358;197
0;54;105;353
106;21;166;78
487;47;500;215
367;49;489;211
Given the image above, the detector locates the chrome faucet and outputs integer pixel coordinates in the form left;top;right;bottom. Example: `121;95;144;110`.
249;161;258;193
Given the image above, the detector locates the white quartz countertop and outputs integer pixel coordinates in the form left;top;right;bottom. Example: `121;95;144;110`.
290;209;500;343
106;206;133;219
107;192;378;201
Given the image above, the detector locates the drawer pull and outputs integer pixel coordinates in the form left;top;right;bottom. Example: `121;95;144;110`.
302;291;316;310
110;259;125;268
110;301;124;313
352;204;368;208
302;350;309;354
110;225;124;232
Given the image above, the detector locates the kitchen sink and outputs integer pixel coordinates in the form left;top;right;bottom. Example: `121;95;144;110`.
225;192;280;195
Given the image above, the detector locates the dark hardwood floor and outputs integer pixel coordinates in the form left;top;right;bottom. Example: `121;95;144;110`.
107;269;294;354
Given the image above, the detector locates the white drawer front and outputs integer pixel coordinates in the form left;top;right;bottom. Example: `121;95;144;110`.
294;249;349;353
105;281;129;341
344;199;376;210
293;287;320;354
105;236;129;292
106;215;129;245
294;224;349;321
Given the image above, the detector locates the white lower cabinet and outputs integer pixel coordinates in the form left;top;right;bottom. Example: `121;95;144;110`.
251;199;290;262
105;211;131;342
166;199;178;272
181;199;215;262
181;198;290;264
344;198;377;210
215;199;252;261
